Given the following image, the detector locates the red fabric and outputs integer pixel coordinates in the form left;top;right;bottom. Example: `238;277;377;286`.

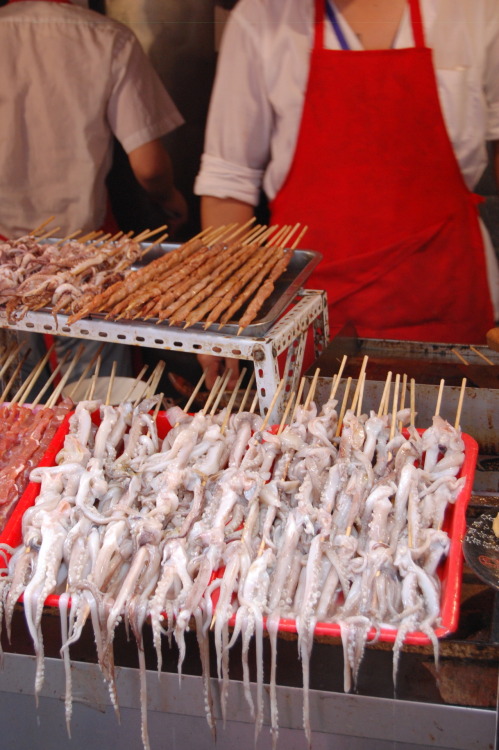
271;0;494;344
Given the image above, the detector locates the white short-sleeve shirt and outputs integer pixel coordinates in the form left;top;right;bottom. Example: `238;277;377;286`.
0;1;184;238
194;0;499;314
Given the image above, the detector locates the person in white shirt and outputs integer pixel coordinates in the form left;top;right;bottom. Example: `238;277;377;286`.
0;0;187;386
195;0;499;386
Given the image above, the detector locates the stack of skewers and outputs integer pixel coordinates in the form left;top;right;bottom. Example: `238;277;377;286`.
0;218;307;334
0;352;474;750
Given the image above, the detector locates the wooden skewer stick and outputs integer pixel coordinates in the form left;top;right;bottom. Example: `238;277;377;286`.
0;350;32;403
304;368;320;411
29;349;73;407
37;227;61;241
410;377;416;427
134;225;168;243
249;391;259;414
277;391;296;435
184;371;207;414
389;373;401;442
85;356;102;401
260;378;285;431
30;216;56;236
434;378;445;417
221;367;248;434
219;217;257;244
377;371;393;418
66;343;105;401
15;344;56;405
202;375;222;416
209;369;233;416
469;345;495;366
451;348;469;366
146;360;167;399
335;376;353;437
105;361;118;406
243;225;271;245
0;342;23;383
329;355;348;400
454;377;467;430
356;371;366;418
291;377;306;422
46;346;85;408
398;373;408;432
237;371;256;414
289;225;308;250
55;229;82;245
122;365;148;403
350;356;368;415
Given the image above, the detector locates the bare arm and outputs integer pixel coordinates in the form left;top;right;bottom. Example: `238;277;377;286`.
128;139;188;235
201;195;254;230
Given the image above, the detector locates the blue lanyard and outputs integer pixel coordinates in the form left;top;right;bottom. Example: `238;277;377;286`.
325;0;350;50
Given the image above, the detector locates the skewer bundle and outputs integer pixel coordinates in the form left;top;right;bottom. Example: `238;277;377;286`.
68;222;305;333
0;224;166;322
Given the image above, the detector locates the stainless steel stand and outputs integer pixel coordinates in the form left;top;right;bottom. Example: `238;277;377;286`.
0;289;329;423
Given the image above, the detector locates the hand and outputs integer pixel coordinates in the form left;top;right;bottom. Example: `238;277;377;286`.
197;354;240;390
161;187;188;237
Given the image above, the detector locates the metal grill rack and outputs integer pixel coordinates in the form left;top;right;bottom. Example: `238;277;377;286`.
0;289;329;423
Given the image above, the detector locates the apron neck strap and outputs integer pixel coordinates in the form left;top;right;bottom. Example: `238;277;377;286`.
408;0;426;48
316;0;427;51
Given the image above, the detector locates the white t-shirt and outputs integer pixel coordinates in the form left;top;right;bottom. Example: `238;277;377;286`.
194;0;499;314
0;1;184;238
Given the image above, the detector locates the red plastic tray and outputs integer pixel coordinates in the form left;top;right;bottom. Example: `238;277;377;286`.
0;413;478;644
212;431;479;645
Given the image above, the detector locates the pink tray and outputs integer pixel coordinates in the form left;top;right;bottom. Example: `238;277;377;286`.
0;414;478;644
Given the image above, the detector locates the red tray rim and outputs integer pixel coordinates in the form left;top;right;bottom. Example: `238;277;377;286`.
0;412;478;645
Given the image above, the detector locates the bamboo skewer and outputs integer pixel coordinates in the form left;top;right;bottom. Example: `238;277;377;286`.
66;343;106;401
202;375;223;416
122;366;148;404
46;346;85;408
330;355;348;400
0;350;32;403
85;356;101;401
221;367;248;434
451;348;469;366
105;361;118;406
260;379;285;432
30;216;56;236
434;379;445;417
28;349;73;407
398;374;408;432
469;345;495;366
237;371;256;414
389;373;401;443
14;344;56;405
410;378;416;427
209;370;233;416
249;391;259;414
146;360;166;399
454;378;467;430
291;377;306;422
335;376;353;437
355;371;366;418
304;369;320;410
184;371;207;414
377;371;393;418
277;392;296;435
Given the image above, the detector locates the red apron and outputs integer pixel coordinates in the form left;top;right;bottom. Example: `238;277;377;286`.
271;0;494;344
